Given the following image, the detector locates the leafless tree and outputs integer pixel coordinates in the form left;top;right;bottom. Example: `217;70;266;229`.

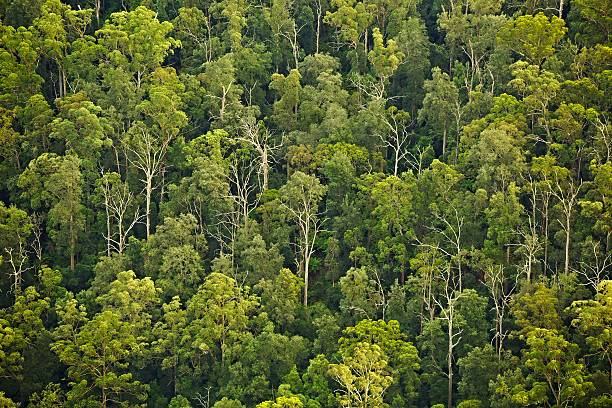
123;124;174;239
426;203;465;291
312;0;323;53
237;117;283;191
5;243;33;299
513;215;542;283
590;112;611;163
375;107;414;176
547;172;584;275
280;23;303;70
433;265;466;408
30;213;44;261
483;264;518;360
577;239;612;290
208;154;261;269
280;173;327;306
99;170;144;255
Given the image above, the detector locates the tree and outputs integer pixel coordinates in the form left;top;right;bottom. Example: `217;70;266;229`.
237;117;280;191
467;126;526;194
33;0;93;98
375;106;413;177
152;296;188;396
279;171;327;306
366;27;404;99
511;282;562;336
571;280;612;386
27;383;66;408
96;6;178;89
573;0;611;45
233;225;285;285
186;273;258;365
144;214;207;300
164;130;232;240
324;0;374;53
482;263;517;358
484;183;525;262
51;299;148;407
580;162;612;253
419;68;460;157
270;69;302;132
255;268;303;331
339;319;421;404
50;92;111;171
532;156;583;275
124;67;187;238
257;395;304;407
329;342;393;408
221;329;308;405
266;0;302;69
0;203;32;298
95;171;143;256
370;173;415;283
510;328;593;407
438;0;506;93
419;280;488;408
0;286;49;383
509;62;560;146
96;270;159;336
339;266;384;321
458;344;513;407
18;154;85;270
199;54;247;128
497;12;567;66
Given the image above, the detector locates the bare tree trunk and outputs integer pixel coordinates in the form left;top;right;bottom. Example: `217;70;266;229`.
447;333;453;408
70;213;75;271
262;148;269;191
442;127;447;156
564;215;571;275
146;174;153;239
314;0;322;54
105;190;111;257
542;201;549;275
304;253;310;307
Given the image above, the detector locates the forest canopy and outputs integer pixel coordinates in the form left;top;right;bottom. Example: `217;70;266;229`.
0;0;611;407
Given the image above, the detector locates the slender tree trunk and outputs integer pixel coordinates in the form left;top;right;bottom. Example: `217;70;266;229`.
118;212;124;254
564;215;571;275
146;174;152;239
262;148;269;190
442;127;447;156
315;15;321;54
104;187;111;256
70;213;75;271
527;254;532;283
447;321;453;408
543;203;549;275
304;253;310;307
95;0;101;25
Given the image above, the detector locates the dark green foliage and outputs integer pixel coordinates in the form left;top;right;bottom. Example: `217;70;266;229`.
0;1;610;406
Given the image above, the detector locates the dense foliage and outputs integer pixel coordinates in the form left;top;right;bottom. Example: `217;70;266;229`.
0;0;610;407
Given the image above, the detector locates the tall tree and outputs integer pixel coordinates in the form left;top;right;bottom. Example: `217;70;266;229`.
18;154;85;271
279;171;327;306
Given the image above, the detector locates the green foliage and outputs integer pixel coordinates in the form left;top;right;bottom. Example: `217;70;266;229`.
51;298;148;406
255;268;303;331
0;1;610;406
498;13;567;66
329;341;393;408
